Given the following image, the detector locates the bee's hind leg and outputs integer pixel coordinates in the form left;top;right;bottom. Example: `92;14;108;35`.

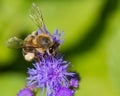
34;52;42;62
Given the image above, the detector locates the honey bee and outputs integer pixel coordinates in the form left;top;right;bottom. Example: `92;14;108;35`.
6;3;60;61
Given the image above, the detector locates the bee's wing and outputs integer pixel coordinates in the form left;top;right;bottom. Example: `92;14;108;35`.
6;37;24;49
30;3;45;31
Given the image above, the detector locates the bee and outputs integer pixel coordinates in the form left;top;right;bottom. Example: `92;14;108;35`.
6;3;60;61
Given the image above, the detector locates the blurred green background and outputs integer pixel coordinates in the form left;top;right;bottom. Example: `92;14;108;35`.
0;0;120;96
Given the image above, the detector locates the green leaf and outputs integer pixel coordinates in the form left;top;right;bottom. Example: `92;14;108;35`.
0;73;26;96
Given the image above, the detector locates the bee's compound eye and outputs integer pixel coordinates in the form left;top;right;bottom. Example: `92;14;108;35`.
24;53;35;61
49;47;53;54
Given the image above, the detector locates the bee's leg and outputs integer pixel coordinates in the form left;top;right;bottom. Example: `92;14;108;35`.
22;48;27;58
22;48;35;61
51;48;59;57
34;51;42;62
34;55;41;62
54;51;62;58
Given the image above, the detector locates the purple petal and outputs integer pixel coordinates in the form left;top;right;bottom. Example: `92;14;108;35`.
38;29;43;34
55;87;73;96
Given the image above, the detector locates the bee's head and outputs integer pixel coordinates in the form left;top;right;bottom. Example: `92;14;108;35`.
48;42;60;55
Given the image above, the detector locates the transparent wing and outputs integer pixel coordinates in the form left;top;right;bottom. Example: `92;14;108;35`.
6;37;24;49
30;3;44;30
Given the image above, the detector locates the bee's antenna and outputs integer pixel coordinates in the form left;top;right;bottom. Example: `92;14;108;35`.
29;3;45;31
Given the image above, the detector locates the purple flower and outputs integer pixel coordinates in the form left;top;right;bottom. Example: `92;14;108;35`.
17;88;33;96
67;72;80;89
52;28;64;44
70;78;79;88
27;54;74;96
55;87;73;96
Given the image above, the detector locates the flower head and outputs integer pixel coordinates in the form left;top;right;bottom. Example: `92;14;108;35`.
67;72;80;89
70;78;79;88
27;54;74;96
17;88;33;96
